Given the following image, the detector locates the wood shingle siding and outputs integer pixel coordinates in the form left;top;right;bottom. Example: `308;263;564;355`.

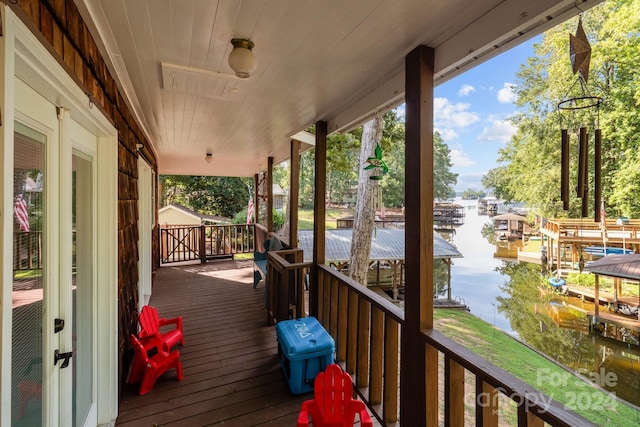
7;0;159;395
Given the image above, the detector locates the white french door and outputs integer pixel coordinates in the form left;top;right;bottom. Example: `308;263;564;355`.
12;78;97;426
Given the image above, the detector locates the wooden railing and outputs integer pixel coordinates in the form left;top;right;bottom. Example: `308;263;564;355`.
159;224;256;264
14;231;42;270
14;230;94;271
265;248;312;324
316;265;403;425
311;264;596;426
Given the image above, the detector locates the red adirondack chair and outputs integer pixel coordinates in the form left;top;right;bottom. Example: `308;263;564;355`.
297;364;372;427
128;334;184;395
138;305;184;351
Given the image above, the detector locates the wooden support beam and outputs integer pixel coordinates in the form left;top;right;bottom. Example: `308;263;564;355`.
402;44;434;427
267;156;274;231
253;174;259;224
290;139;301;247
311;121;327;318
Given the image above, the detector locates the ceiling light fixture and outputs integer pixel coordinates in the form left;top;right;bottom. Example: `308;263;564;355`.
205;153;213;163
228;38;256;79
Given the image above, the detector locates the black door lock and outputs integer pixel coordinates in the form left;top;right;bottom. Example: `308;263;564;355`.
54;350;73;368
54;318;65;333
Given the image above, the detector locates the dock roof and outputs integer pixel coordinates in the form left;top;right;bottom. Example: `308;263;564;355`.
298;229;462;263
585;254;640;282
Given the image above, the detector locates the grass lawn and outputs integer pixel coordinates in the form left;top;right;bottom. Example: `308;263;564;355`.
14;269;41;279
434;309;637;426
298;208;351;230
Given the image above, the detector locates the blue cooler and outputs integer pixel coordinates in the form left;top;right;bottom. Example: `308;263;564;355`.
276;317;335;395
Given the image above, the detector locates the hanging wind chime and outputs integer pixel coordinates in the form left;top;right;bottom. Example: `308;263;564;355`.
557;15;603;221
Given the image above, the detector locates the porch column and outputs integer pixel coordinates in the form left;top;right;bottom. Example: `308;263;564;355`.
310;121;328;318
253;174;259;224
267;156;274;231
290;139;301;247
402;45;435;427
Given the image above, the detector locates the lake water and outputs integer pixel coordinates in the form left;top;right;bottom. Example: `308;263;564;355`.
448;200;515;332
445;198;640;409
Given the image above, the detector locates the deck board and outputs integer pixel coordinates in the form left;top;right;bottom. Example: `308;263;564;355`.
115;259;308;426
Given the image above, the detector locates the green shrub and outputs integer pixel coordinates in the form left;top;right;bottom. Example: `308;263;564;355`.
565;272;595;287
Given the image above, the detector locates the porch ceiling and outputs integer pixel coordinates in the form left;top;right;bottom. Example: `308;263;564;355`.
75;0;602;177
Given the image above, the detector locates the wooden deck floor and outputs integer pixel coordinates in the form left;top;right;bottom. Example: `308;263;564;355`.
116;259;309;426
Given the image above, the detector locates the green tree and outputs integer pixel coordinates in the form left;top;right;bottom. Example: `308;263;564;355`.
461;188;486;200
483;0;640;218
297;110;458;210
160;175;252;218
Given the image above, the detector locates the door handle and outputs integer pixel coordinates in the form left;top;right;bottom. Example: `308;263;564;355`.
54;349;73;368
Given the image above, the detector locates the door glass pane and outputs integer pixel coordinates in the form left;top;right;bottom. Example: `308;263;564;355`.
12;123;46;425
72;151;93;427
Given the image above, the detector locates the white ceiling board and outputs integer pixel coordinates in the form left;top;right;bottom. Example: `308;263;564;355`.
75;0;603;176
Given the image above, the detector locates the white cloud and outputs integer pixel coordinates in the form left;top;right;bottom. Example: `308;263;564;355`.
458;84;476;96
477;117;517;143
450;148;476;168
497;83;517;104
435;127;459;141
434;97;480;129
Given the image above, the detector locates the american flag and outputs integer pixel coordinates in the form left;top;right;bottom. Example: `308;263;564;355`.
14;194;30;232
246;194;254;224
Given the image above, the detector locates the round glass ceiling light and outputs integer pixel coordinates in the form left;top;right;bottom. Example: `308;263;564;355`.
228;38;256;79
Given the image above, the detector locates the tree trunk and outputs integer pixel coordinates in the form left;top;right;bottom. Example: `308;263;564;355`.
348;115;384;285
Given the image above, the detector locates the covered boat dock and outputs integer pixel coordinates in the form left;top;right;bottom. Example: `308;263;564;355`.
298;229;463;302
584;254;640;335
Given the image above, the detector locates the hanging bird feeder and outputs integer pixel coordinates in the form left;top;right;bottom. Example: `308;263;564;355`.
363;143;389;180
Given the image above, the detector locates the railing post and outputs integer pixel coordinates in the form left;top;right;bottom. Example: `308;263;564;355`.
445;356;465;427
476;379;499;427
337;284;348;362
518;404;544;427
356;298;371;391
199;225;207;263
369;307;383;404
346;290;358;374
383;317;399;424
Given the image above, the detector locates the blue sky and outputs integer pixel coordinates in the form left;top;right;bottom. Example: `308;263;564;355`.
418;36;542;192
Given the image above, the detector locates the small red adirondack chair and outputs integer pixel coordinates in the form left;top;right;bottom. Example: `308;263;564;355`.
297;364;372;427
128;334;184;395
138;305;184;351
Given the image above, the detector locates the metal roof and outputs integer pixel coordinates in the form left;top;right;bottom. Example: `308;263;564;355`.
298;229;462;263
584;254;640;282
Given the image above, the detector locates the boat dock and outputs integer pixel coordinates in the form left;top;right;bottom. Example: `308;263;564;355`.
563;284;640;308
587;310;640;333
517;250;542;265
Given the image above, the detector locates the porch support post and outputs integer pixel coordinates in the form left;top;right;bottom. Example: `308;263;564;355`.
267;156;274;231
253;174;259;224
310;121;327;318
402;45;435;427
290;139;301;247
